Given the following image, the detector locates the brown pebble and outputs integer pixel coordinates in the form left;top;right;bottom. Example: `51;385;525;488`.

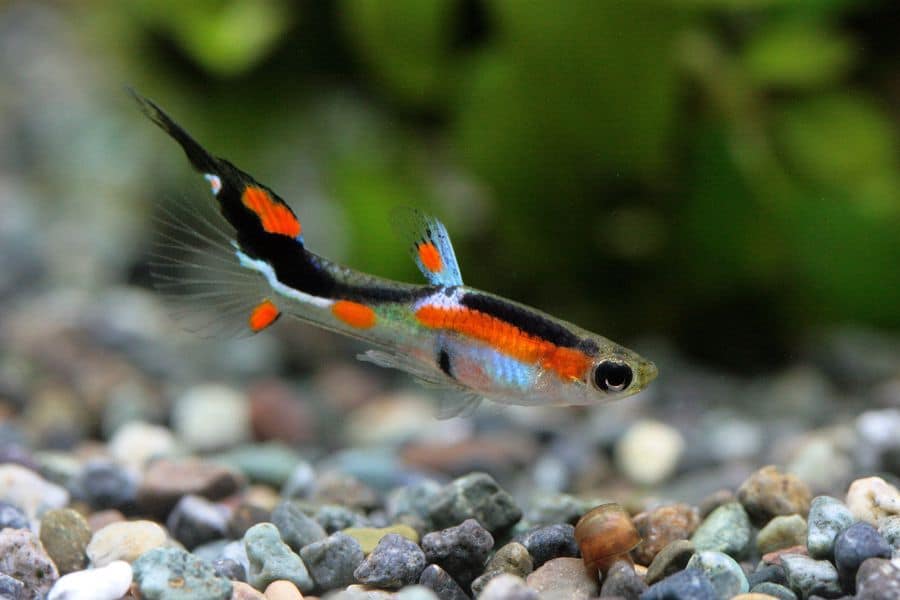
736;465;811;525
699;489;736;518
249;380;316;445
631;503;700;565
526;557;599;599
762;544;808;565
574;503;641;578
264;579;303;600
231;581;266;600
87;509;125;532
136;458;245;516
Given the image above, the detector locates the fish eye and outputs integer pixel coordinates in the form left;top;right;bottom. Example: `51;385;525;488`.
593;361;633;392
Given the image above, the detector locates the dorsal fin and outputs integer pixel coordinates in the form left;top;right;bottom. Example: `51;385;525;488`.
392;208;463;287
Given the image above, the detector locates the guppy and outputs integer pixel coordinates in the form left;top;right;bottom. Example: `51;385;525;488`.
135;92;657;417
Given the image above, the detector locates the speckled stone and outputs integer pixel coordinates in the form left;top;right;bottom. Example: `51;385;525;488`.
426;472;521;534
39;508;92;574
779;553;842;599
807;496;855;560
855;557;900;600
0;528;58;600
47;560;133;600
471;541;533;594
243;523;313;593
737;466;812;526
691;502;753;558
600;559;648;599
86;520;169;567
632;503;700;565
299;532;364;592
877;515;900;551
316;504;371;533
418;564;468;600
343;524;419;555
833;522;892;592
750;582;798;600
421;518;493;587
132;547;232;600
645;539;696;585
353;533;426;589
271;500;327;552
758;515;808;555
687;550;750;599
0;573;23;600
641;567;718;600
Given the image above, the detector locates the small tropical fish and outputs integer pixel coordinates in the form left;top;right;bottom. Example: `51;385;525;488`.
134;92;657;417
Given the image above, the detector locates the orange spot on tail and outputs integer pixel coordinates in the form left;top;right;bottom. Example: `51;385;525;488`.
249;299;281;333
415;305;591;380
242;186;302;238
417;242;443;273
331;300;376;329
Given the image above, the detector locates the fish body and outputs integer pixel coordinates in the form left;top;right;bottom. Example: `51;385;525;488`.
134;92;657;416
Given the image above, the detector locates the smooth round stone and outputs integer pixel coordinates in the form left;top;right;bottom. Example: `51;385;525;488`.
614;419;685;485
343;524;419;555
855;557;900;600
737;466;812;526
230;581;265;600
166;495;229;550
633;503;701;565
846;477;900;525
213;443;302;488
0;528;59;599
353;533;426;589
515;523;577;569
86;520;169;567
243;523;313;593
271;500;326;552
525;557;598;600
600;559;648;598
137;458;244;517
47;560;132;600
807;496;855;560
173;384;251;452
39;508;92;574
299;532;364;592
642;567;718;600
750;582;798;600
0;463;69;519
316;504;371;533
263;580;303;600
479;573;537;600
421;518;493;587
426;472;521;534
471;541;534;594
687;551;750;599
691;502;753;558
418;564;468;600
758;515;808;555
833;522;892;591
779;553;842;599
70;461;138;513
0;501;30;530
0;573;24;600
646;539;696;585
107;421;180;471
280;461;316;499
133;547;231;600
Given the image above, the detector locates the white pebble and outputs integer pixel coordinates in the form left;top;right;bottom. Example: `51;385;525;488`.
0;463;69;519
846;476;900;525
87;520;168;567
615;419;685;485
108;421;181;470
48;561;132;600
172;384;251;451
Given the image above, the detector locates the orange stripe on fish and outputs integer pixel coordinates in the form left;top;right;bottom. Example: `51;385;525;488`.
417;242;443;274
415;305;591;380
249;299;281;332
242;186;302;238
332;300;377;329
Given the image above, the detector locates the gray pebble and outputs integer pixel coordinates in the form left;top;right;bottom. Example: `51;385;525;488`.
807;496;855;560
243;522;313;592
0;528;58;600
690;502;752;559
421;518;493;587
749;563;788;588
418;564;468;600
515;523;578;568
877;515;900;551
280;460;316;499
387;480;443;527
0;573;24;600
166;495;229;550
600;559;648;600
0;502;29;530
645;539;695;585
315;504;370;533
354;533;426;589
71;461;137;513
855;557;900;600
833;522;892;592
780;553;842;599
211;558;246;582
751;581;798;600
132;547;232;600
686;551;750;599
640;567;718;600
426;472;521;534
271;500;327;552
299;532;364;592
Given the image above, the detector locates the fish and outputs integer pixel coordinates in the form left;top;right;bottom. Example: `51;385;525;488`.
133;91;658;418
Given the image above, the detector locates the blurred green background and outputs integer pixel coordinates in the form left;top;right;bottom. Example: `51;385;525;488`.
2;0;899;373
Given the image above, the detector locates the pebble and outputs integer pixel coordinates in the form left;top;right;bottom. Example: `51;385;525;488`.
86;520;169;567
272;500;327;552
737;466;812;525
749;564;788;588
107;421;181;471
299;532;364;592
833;522;892;592
0;528;59;600
641;567;718;600
632;503;700;565
343;525;419;555
691;502;753;558
228;502;271;540
0;464;69;519
353;533;426;589
172;384;252;452
758;515;808;555
231;581;266;600
515;523;578;569
806;496;855;560
687;550;750;599
421;518;493;587
216;444;305;489
478;573;537;600
38;508;92;574
0;501;29;530
878;515;900;550
280;461;317;500
70;461;138;512
263;580;303;600
316;505;371;533
394;585;440;600
132;547;232;600
243;523;314;593
471;541;533;594
212;557;246;582
0;573;24;600
137;458;244;517
166;494;230;549
750;582;798;600
426;472;521;534
600;559;648;599
779;553;842;599
417;564;468;600
47;560;132;600
86;509;125;533
523;492;595;527
855;557;900;600
525;557;597;599
645;539;695;585
846;477;900;525
311;471;380;513
386;481;442;528
615;420;685;485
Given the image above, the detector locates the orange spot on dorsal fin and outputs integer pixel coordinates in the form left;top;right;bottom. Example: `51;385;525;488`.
417;242;443;273
331;300;376;329
249;299;281;333
241;186;302;238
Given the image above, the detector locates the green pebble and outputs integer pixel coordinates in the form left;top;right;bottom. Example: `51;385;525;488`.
757;514;807;555
806;495;854;560
243;522;313;592
342;524;419;554
751;581;798;600
686;550;749;599
39;508;92;574
645;539;696;585
876;515;899;551
780;553;842;599
690;502;752;559
132;547;231;600
212;443;302;487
